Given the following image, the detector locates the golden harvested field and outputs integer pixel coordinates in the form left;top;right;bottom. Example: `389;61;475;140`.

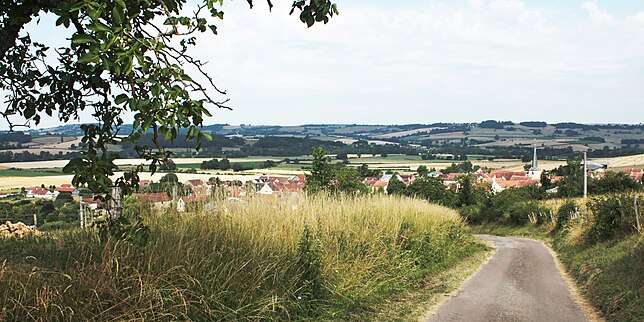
373;127;437;139
0;175;74;190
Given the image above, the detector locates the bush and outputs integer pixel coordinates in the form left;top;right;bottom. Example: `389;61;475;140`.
586;195;641;243
459;204;484;224
554;200;577;233
39;220;76;231
506;201;546;226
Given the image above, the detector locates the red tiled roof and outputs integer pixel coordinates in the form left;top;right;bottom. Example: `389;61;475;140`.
81;197;102;206
490;170;527;180
136;192;170;203
29;187;49;195
364;177;378;185
187;179;205;186
55;184;75;193
624;168;643;181
373;180;388;188
496;179;539;189
509;176;532;181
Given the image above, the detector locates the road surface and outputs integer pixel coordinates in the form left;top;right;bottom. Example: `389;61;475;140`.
427;235;588;322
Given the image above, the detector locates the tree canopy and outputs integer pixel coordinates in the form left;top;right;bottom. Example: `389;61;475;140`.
1;0;338;197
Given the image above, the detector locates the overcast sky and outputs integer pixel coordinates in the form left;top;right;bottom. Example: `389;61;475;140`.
4;0;644;129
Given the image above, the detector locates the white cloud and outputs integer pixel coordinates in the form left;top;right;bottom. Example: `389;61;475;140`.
582;2;614;26
184;0;643;125
3;1;643;129
631;11;644;23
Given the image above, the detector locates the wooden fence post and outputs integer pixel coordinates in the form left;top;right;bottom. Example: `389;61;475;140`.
109;186;123;220
635;195;641;233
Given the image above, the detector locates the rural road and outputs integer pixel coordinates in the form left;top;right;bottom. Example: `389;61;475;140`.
426;235;588;322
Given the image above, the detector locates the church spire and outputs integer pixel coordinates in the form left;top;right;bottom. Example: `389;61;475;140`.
532;144;538;170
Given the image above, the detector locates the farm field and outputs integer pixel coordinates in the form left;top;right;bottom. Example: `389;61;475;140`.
1;153;642;190
0;168;63;177
0;175;74;190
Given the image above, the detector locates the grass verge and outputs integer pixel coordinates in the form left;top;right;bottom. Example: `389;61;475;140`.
0;194;487;321
358;238;494;321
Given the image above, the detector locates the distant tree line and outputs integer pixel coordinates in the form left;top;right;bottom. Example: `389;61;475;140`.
0;132;32;143
479;120;514;129
0;150;82;162
519;121;547;128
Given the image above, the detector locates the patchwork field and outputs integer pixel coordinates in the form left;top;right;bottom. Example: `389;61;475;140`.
1;154;642;190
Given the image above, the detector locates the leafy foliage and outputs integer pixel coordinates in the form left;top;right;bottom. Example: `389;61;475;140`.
304;147;367;195
386;175;407;195
0;0;338;197
586;194;642;243
405;177;457;208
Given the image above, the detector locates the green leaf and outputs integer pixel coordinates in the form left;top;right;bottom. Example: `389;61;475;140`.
202;132;212;141
72;34;94;44
69;2;85;12
115;94;129;105
113;7;125;25
88;22;112;33
78;53;99;64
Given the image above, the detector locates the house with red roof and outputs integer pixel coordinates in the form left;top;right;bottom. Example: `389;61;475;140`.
257;176;305;196
26;187;58;200
55;184;76;193
136;192;171;209
186;179;205;188
81;197;103;210
623;168;643;182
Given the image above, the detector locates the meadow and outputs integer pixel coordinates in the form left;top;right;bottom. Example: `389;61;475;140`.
0;194;486;321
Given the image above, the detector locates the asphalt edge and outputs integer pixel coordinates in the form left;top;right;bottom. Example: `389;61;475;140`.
544;242;605;322
419;236;498;321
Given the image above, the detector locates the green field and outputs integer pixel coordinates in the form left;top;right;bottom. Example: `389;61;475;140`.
0;168;63;177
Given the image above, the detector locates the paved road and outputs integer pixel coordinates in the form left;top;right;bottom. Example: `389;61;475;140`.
427;235;588;322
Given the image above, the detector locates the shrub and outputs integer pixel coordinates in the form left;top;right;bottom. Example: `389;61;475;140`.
586;195;641;243
39;221;76;231
506;201;547;226
554;200;577;233
459;204;484;224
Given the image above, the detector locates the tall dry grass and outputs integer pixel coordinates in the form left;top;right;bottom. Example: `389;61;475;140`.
0;194;483;320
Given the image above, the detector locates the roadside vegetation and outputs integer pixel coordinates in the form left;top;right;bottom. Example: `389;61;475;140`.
380;155;643;321
0;194;486;320
471;194;643;321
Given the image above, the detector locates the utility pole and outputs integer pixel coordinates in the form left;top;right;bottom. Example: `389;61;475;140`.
583;151;588;198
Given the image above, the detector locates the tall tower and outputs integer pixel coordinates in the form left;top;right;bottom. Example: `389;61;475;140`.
528;143;542;179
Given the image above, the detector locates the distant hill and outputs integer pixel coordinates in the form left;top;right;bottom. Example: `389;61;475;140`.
1;121;642;162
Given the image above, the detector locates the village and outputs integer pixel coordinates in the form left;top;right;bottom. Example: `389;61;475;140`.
7;148;642;220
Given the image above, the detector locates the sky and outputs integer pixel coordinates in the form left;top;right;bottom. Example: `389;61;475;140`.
3;0;644;129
